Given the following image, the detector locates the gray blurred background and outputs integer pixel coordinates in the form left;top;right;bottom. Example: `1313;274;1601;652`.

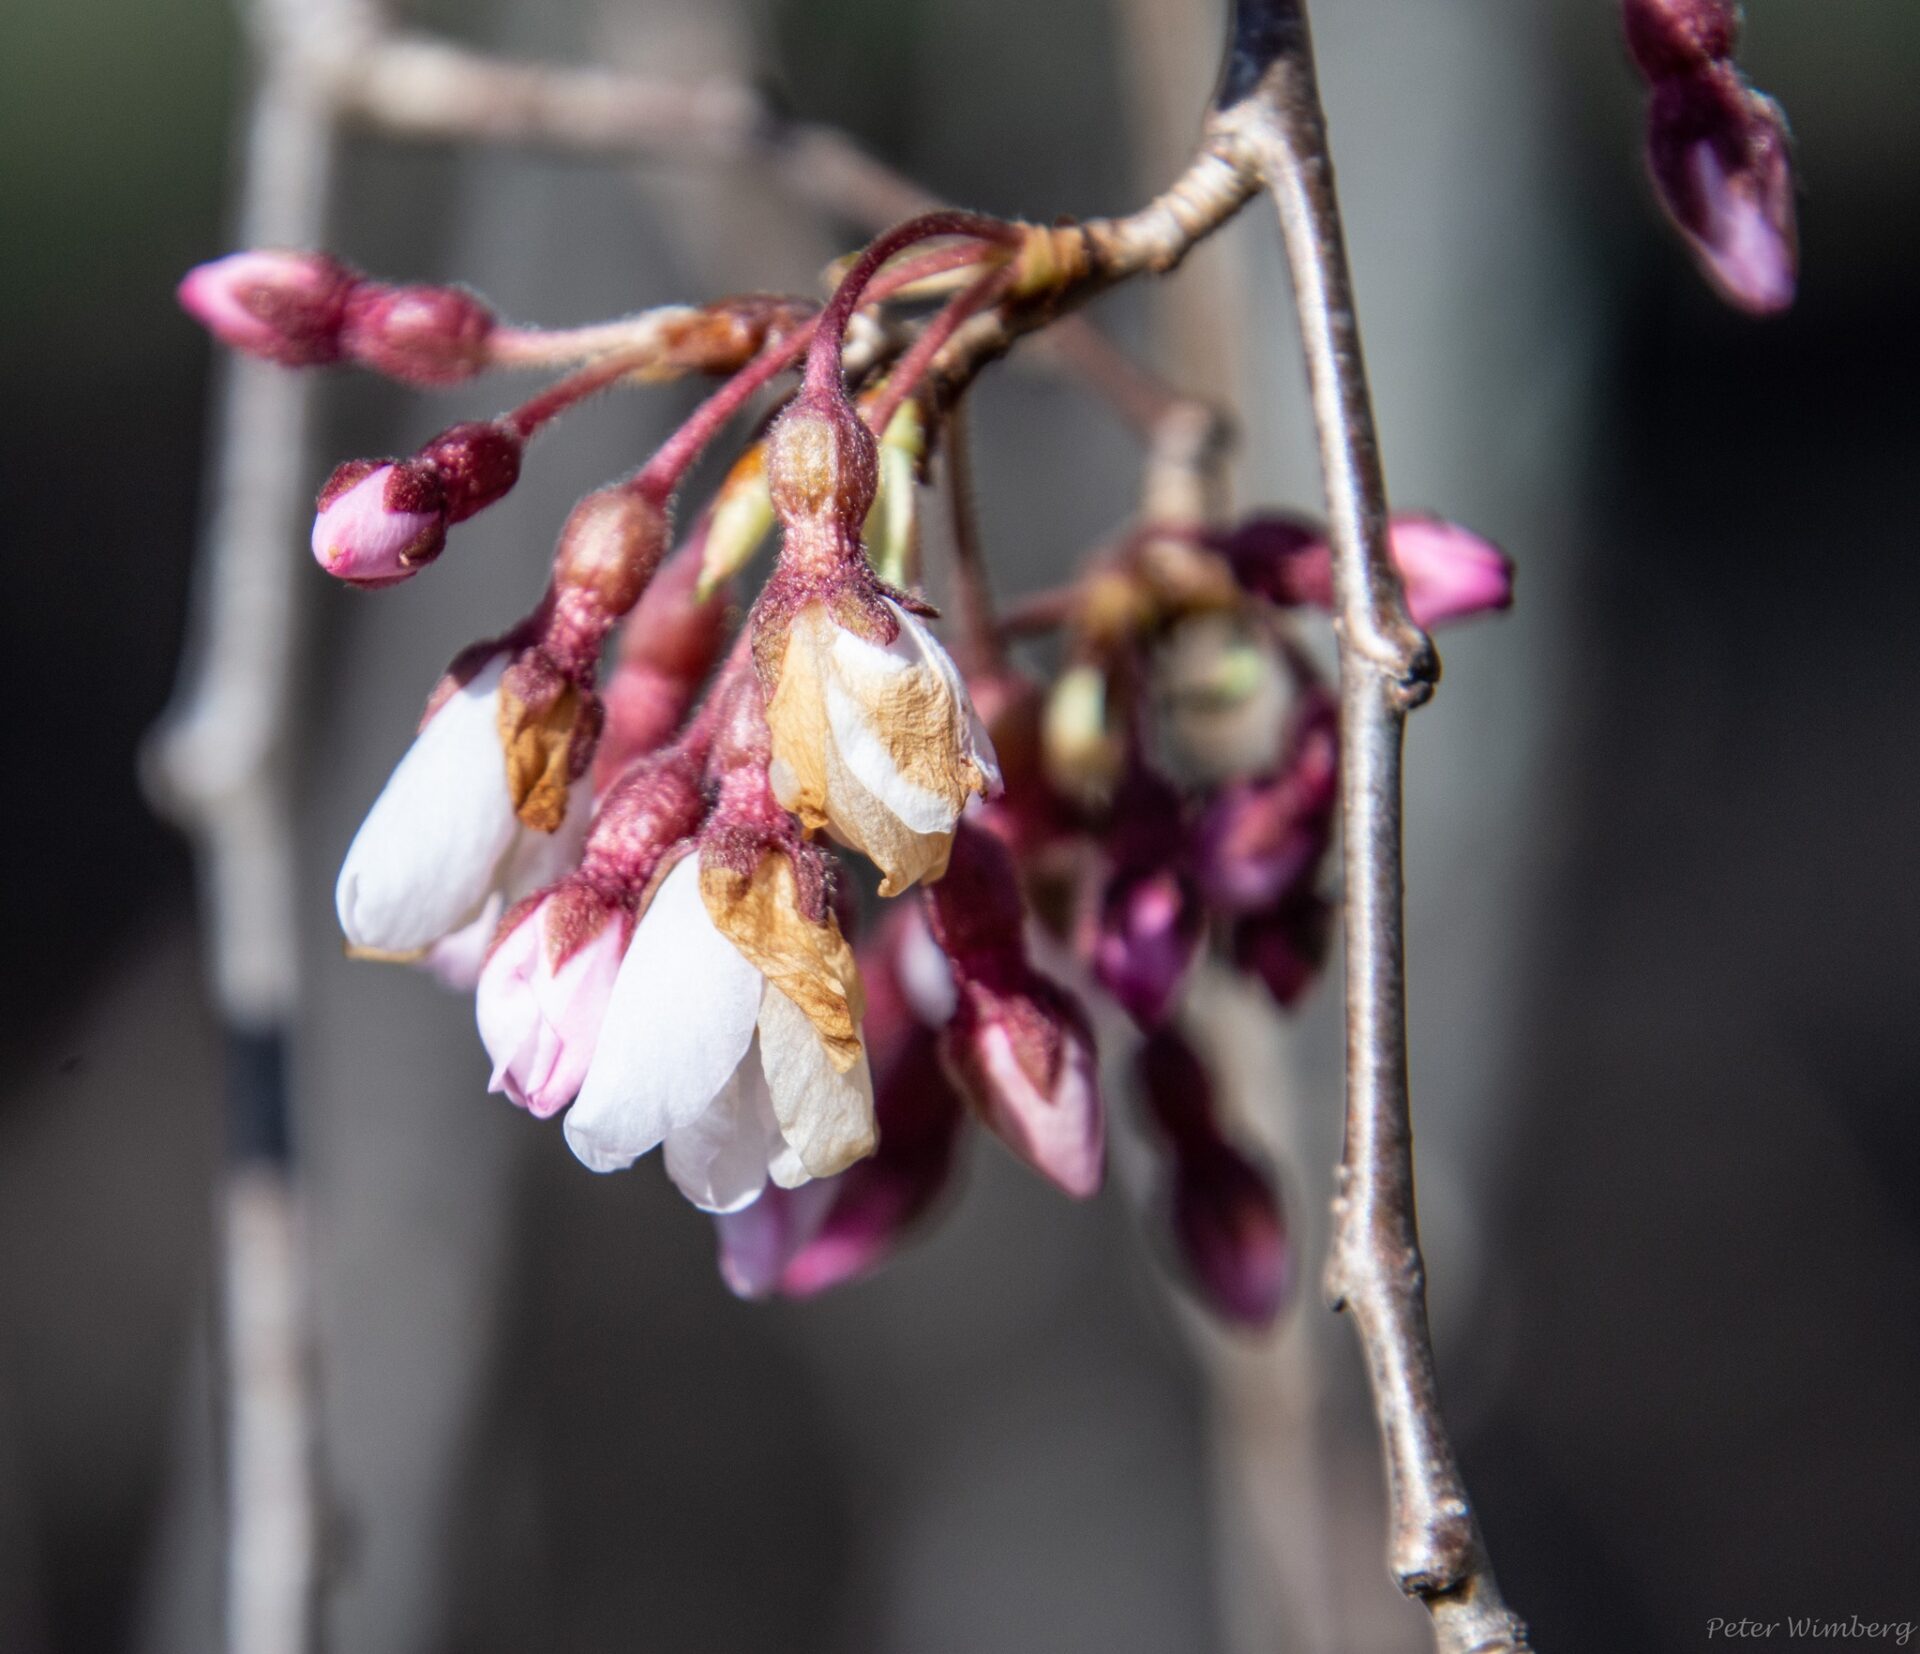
2;0;1917;1650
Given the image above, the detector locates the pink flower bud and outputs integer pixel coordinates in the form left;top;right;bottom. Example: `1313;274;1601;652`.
1646;69;1797;315
943;971;1103;1200
929;823;1105;1198
1136;1028;1291;1328
1218;514;1513;629
476;888;629;1117
177;249;358;366
1621;0;1737;81
311;461;446;586
1168;1140;1292;1328
340;282;496;385
1193;690;1338;915
1094;866;1204;1030
1232;889;1334;1011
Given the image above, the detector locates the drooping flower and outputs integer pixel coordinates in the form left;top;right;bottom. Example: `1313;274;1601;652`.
762;591;1000;894
336;652;587;957
561;853;876;1209
756;388;997;896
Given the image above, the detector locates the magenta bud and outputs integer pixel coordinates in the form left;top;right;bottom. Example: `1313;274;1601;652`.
417;421;523;522
943;970;1104;1199
177;249;357;365
1094;866;1205;1029
1384;516;1514;625
1621;0;1737;81
1169;1140;1292;1328
340;282;496;384
1232;890;1334;1011
311;460;447;586
1219;514;1512;629
1646;71;1797;315
1193;691;1338;915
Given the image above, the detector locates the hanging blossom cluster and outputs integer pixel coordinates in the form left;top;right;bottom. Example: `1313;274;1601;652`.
176;0;1792;1323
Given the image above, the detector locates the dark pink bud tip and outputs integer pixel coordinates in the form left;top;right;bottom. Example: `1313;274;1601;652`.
177;249;357;366
340;282;497;385
1621;0;1737;81
1232;890;1334;1011
1094;866;1205;1030
311;459;447;586
1170;1139;1292;1328
1647;73;1798;315
418;421;523;522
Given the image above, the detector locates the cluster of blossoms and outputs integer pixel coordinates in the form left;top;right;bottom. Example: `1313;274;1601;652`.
1621;0;1797;314
180;206;1513;1329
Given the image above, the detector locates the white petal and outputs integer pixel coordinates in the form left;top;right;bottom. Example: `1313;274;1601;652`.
662;1047;785;1213
895;906;958;1027
499;777;592;899
757;987;876;1179
564;859;764;1174
335;656;520;953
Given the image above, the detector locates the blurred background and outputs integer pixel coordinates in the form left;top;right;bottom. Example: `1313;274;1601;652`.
2;0;1917;1649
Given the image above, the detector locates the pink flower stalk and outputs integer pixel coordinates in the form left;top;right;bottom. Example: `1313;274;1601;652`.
1192;688;1339;915
594;541;731;789
1136;1027;1291;1328
340;282;497;384
1231;888;1334;1011
1091;768;1203;1030
311;421;524;587
176;249;357;365
476;888;629;1117
929;823;1105;1198
1218;513;1514;629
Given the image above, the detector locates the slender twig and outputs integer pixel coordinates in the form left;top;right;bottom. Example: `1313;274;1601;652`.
1210;5;1531;1652
143;2;350;1651
937;398;1004;677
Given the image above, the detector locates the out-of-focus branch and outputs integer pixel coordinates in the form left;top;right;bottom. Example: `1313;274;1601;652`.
143;1;349;1651
1210;4;1532;1653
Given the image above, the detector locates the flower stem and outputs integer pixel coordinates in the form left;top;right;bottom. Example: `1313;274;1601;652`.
1212;3;1529;1651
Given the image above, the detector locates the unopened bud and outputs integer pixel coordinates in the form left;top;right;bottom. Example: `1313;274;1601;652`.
554;489;669;615
177;249;357;365
1220;513;1514;629
311;460;446;585
340;282;496;384
1646;69;1797;315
